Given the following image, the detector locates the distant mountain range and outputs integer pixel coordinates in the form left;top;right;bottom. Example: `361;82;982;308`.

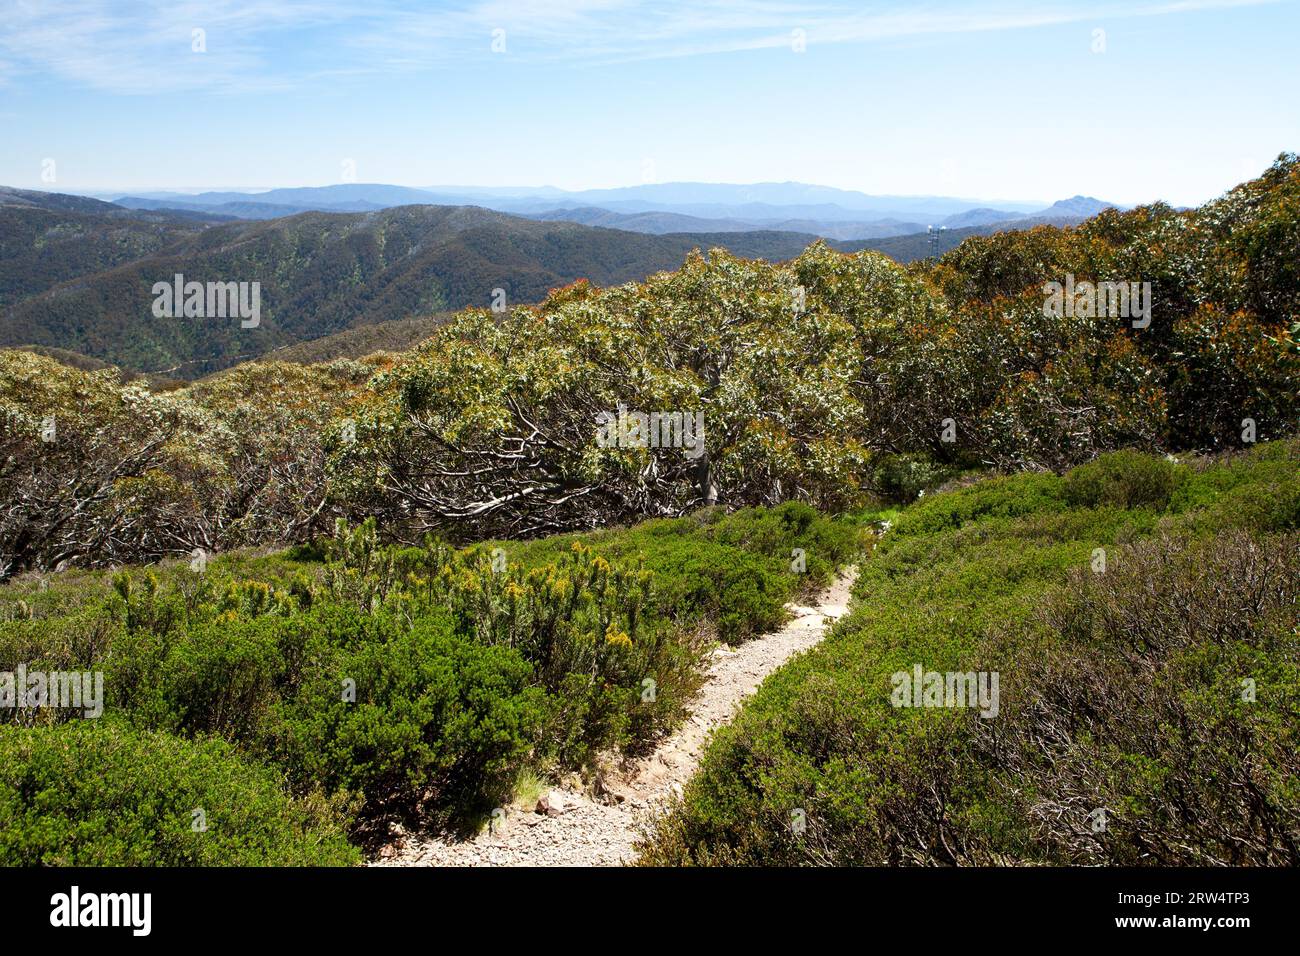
3;182;1119;378
104;182;1117;240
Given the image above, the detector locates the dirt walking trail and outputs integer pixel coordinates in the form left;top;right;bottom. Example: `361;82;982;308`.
373;566;857;867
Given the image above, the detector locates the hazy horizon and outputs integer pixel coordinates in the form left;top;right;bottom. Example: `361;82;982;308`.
60;181;1065;209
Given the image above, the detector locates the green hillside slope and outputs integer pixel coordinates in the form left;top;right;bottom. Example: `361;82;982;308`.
1;198;864;376
639;442;1300;865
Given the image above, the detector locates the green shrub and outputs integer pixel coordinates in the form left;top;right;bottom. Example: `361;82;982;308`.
272;603;549;822
1062;449;1179;511
0;607;117;702
110;593;553;825
497;504;861;643
374;529;707;762
868;453;959;503
638;442;1300;866
1002;531;1300;865
0;501;858;858
111;614;284;742
638;540;790;642
702;501;863;586
0;720;358;866
1169;442;1300;534
891;472;1066;537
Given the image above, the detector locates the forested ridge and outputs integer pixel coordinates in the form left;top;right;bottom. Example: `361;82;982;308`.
0;199;872;377
2;155;1296;577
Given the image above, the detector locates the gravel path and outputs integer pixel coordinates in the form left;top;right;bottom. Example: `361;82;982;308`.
372;566;857;868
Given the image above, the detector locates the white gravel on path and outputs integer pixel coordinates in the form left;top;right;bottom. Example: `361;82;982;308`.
372;566;857;868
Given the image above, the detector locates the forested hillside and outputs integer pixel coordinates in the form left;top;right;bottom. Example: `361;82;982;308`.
0;198;869;376
0;204;208;311
2;155;1295;578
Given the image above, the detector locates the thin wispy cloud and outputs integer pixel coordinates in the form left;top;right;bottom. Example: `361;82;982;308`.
0;0;353;94
530;0;1281;65
0;0;1281;94
344;0;1280;67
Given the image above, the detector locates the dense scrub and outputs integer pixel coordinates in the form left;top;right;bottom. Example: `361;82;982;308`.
637;441;1300;865
498;502;859;642
3;157;1297;577
0;721;359;866
0;504;857;864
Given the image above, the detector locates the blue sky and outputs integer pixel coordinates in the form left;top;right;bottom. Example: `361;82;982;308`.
1;0;1297;206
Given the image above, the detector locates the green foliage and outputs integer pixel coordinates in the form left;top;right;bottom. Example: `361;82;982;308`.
637;441;1300;866
0;203;204;313
1015;530;1300;865
1061;449;1179;511
494;502;862;643
0;350;369;577
2;571;554;838
1168;443;1300;535
0;502;852;859
701;501;861;581
1196;153;1300;327
332;521;712;763
890;472;1066;537
271;604;548;823
0;720;358;866
867;453;962;503
626;536;787;644
110;612;284;742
